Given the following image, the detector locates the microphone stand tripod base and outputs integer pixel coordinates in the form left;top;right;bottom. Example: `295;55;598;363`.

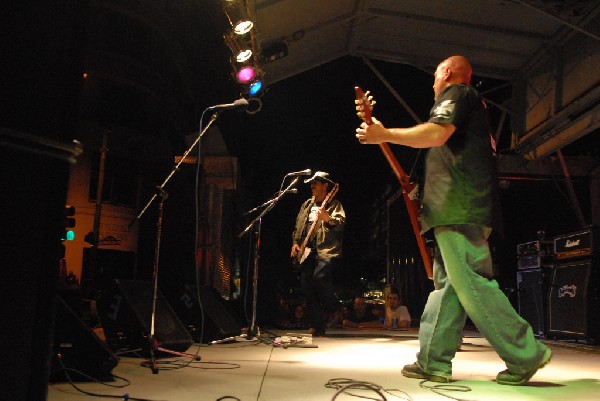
210;329;260;344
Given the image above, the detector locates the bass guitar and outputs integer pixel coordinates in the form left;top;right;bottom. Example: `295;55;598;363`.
354;86;433;279
294;183;340;266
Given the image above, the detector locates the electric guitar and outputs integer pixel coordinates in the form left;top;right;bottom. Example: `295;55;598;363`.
354;86;433;279
294;183;340;266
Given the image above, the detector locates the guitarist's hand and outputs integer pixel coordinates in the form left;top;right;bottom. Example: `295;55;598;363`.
317;208;331;222
290;243;301;258
356;116;388;144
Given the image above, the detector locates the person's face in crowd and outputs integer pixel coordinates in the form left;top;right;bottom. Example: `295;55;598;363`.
294;305;305;319
354;298;367;314
387;293;400;309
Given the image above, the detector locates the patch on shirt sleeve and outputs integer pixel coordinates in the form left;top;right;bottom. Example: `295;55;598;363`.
432;100;455;119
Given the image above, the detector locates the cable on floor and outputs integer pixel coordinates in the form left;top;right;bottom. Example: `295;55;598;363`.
325;377;415;401
52;356;161;401
418;380;473;401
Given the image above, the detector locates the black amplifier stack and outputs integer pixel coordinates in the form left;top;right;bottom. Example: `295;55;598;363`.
547;228;599;342
516;240;553;337
516;228;599;341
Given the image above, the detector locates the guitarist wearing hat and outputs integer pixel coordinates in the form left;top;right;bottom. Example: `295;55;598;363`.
290;171;345;336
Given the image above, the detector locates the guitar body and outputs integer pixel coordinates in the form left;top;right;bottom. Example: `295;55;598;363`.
355;87;433;279
296;246;311;266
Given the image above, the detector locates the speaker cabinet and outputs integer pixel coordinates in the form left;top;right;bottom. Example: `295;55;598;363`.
50;295;119;382
517;269;551;336
174;285;241;343
97;280;193;355
548;260;599;341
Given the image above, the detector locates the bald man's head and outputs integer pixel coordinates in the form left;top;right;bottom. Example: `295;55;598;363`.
445;55;472;84
432;55;473;99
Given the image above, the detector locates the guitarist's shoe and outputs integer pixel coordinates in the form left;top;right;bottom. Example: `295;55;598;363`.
496;347;552;385
401;363;451;383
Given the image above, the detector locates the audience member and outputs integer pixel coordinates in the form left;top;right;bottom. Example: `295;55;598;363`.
288;304;309;329
342;297;382;328
384;288;411;329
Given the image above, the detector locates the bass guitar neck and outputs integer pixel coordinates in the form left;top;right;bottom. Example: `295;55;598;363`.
355;86;433;279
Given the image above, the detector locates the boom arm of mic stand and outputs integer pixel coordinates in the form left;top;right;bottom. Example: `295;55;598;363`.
239;177;299;237
128;112;221;227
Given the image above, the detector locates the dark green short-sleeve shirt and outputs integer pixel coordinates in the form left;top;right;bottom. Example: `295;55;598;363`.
420;84;496;234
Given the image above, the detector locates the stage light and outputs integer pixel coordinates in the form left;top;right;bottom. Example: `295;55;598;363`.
222;0;253;35
236;65;256;84
249;80;262;96
224;32;252;63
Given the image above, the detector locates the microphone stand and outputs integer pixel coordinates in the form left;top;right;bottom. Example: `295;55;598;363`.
239;177;299;339
130;112;220;373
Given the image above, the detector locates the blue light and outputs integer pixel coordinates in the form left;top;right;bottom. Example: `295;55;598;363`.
249;80;262;95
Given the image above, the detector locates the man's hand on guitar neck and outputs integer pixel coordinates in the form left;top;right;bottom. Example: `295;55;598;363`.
290;243;301;258
356;116;388;144
316;208;332;223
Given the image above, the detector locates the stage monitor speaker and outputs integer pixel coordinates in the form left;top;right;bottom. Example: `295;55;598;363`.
174;285;241;343
97;279;193;355
517;269;549;336
548;260;599;341
50;295;119;382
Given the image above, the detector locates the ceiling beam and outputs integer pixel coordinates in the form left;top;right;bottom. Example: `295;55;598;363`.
368;8;553;42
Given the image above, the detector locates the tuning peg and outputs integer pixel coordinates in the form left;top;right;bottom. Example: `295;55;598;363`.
354;99;360;104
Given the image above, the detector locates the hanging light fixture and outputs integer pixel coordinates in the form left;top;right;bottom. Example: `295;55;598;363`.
224;32;252;63
222;0;253;35
234;64;256;84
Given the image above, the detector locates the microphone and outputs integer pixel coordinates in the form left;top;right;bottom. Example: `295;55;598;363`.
207;98;249;111
286;169;312;177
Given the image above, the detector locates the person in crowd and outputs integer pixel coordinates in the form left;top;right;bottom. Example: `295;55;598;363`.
383;287;411;329
355;55;551;385
287;304;309;329
342;296;382;329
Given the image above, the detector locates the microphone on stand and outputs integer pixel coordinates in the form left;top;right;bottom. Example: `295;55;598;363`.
207;98;249;111
286;169;312;177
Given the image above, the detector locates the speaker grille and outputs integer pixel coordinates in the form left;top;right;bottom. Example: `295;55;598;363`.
548;260;599;340
517;269;549;336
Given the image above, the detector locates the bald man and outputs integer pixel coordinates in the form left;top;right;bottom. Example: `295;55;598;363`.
356;56;551;385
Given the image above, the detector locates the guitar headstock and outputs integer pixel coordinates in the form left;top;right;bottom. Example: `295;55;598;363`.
354;86;375;125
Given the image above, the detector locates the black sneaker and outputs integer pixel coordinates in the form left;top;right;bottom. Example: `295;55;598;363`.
401;363;451;383
496;347;552;385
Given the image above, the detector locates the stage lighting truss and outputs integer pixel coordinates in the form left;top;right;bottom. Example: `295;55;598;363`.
222;0;266;110
222;0;253;35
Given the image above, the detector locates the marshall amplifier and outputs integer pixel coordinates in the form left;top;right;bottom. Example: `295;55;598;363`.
517;240;553;270
547;259;599;341
554;228;598;261
517;269;551;336
517;240;553;256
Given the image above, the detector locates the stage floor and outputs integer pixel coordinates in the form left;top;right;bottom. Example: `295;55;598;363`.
47;328;600;401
